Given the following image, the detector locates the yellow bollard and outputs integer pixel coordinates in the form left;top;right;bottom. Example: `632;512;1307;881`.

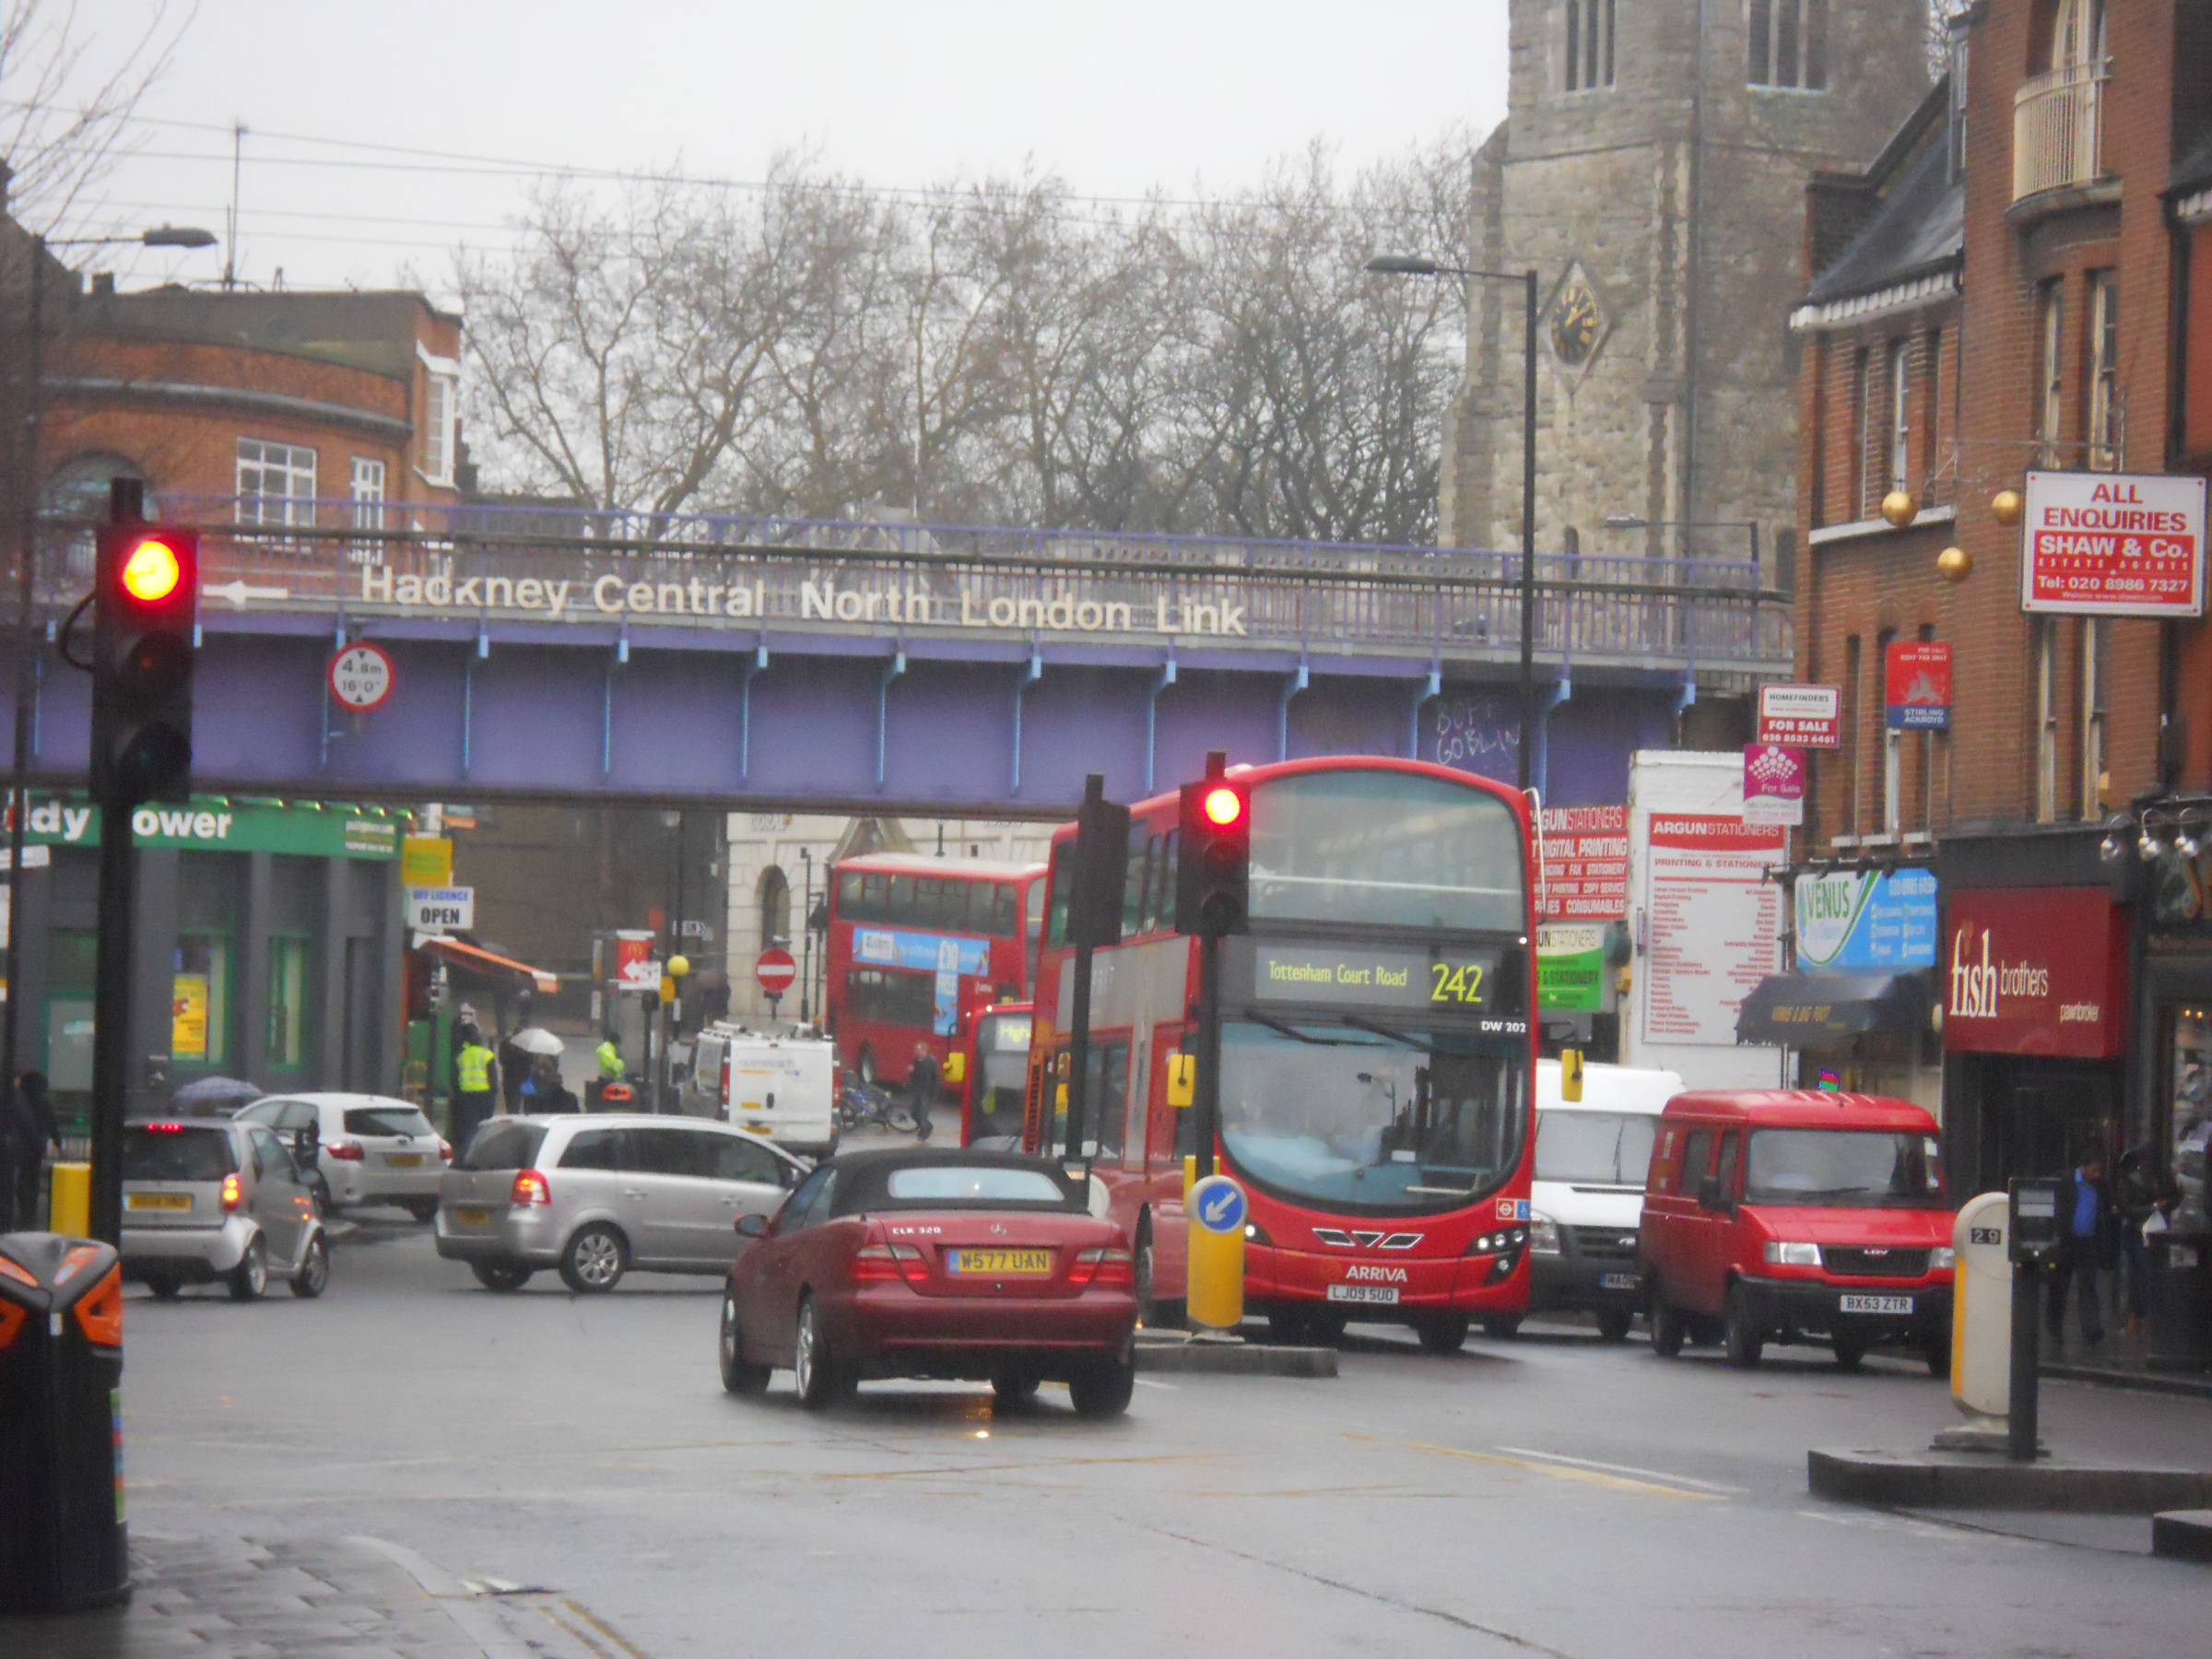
48;1161;91;1237
1185;1174;1247;1331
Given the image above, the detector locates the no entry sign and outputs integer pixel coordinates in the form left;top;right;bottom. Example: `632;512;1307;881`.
755;947;797;997
327;641;394;712
2021;470;2206;617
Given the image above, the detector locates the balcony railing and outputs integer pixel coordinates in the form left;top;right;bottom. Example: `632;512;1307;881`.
2014;63;2106;201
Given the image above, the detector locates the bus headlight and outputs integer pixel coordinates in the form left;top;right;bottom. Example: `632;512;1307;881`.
1528;1213;1560;1254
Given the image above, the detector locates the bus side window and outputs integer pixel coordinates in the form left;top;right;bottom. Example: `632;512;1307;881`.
994;882;1018;938
860;872;886;922
1123;833;1149;936
837;871;865;922
887;874;914;924
1045;845;1072;947
1158;832;1178;933
1136;834;1162;933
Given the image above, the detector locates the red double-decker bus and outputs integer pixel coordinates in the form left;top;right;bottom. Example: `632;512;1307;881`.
824;854;1047;1088
1023;758;1536;1350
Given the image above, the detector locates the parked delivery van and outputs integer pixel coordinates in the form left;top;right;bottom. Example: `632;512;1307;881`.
689;1025;839;1159
1638;1090;1955;1373
1527;1059;1682;1340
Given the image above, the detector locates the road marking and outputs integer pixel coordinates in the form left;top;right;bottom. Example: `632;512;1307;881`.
1493;1445;1744;1494
1374;1438;1723;1501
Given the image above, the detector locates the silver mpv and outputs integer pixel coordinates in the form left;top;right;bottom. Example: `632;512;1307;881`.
120;1118;330;1301
435;1113;806;1293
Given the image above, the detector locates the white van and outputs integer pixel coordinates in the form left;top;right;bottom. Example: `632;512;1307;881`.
689;1026;839;1159
1526;1058;1682;1340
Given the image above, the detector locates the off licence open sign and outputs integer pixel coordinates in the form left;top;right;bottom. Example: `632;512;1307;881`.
2021;471;2206;617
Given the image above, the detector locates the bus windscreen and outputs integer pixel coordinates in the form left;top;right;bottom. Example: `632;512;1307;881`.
1248;771;1525;933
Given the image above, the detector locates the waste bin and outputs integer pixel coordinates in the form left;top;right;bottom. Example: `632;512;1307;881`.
2144;1231;2212;1372
0;1231;129;1611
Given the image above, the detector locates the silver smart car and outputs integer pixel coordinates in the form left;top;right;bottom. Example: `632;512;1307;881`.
435;1113;806;1293
120;1118;330;1300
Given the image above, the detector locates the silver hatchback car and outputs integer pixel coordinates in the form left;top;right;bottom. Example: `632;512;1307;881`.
434;1113;806;1293
120;1118;330;1301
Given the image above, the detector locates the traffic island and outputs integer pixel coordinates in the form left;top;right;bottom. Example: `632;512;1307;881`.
1134;1330;1338;1378
1808;1448;2212;1513
2151;1511;2212;1563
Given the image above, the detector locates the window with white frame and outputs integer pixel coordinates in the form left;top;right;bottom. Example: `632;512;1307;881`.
2086;269;2120;471
1564;0;1616;91
2035;279;2066;467
2035;617;2060;822
1886;338;1912;496
422;368;457;486
349;456;387;566
1748;0;1829;90
1877;628;1900;835
236;438;317;526
2080;617;2106;818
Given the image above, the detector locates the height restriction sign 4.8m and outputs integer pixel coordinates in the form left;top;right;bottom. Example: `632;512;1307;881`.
2020;471;2206;618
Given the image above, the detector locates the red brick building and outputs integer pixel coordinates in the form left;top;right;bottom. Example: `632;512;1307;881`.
2;212;462;535
1792;0;2212;1254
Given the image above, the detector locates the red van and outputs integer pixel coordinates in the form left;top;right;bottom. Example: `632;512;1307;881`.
1638;1090;1955;1372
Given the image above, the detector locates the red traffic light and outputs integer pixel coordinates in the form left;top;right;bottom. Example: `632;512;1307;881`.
120;537;183;603
1202;784;1244;827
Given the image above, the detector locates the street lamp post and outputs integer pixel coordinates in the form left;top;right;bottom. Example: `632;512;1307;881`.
1367;254;1540;791
5;223;218;1140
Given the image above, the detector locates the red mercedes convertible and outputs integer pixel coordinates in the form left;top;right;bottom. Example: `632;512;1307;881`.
718;1147;1139;1416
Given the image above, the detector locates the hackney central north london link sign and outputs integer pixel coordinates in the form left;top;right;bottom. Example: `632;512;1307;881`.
2021;470;2206;618
349;563;1257;639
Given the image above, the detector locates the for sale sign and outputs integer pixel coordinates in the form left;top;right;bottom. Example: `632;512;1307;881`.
1885;641;1951;730
2021;470;2206;617
1756;684;1841;748
1741;744;1806;826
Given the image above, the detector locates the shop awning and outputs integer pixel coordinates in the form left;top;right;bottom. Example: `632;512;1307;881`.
1735;971;1929;1046
415;935;559;995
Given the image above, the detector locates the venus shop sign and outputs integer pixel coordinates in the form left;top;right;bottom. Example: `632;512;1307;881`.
1943;888;2124;1059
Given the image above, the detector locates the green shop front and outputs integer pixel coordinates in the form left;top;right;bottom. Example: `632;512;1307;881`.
7;796;405;1131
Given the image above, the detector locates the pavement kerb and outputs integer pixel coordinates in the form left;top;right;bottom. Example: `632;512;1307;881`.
2041;1361;2212;1402
2150;1510;2212;1563
347;1535;544;1657
1807;1448;2212;1514
1133;1332;1339;1377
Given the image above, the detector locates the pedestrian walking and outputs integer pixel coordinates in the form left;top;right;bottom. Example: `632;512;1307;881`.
2114;1146;2161;1342
499;1030;529;1114
2047;1148;2110;1347
453;1025;499;1154
908;1041;941;1142
3;1072;61;1231
525;1055;580;1114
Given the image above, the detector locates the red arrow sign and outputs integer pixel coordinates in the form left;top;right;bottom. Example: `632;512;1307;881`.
755;947;798;995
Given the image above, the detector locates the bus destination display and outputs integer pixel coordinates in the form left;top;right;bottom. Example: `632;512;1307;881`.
1252;945;1501;1012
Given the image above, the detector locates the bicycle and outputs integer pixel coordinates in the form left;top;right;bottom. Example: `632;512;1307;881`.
839;1074;919;1135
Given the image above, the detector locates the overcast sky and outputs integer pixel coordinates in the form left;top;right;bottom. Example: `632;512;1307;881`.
76;0;1506;299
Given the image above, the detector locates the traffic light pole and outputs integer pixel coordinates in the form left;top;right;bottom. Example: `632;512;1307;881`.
87;797;135;1245
1194;932;1222;1181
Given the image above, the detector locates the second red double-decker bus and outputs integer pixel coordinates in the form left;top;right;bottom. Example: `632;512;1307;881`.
1023;758;1535;1350
825;854;1046;1088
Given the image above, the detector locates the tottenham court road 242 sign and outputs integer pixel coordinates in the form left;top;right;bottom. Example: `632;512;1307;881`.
2021;471;2206;618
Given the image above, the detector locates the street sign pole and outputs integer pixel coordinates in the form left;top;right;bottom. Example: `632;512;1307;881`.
1194;932;1221;1182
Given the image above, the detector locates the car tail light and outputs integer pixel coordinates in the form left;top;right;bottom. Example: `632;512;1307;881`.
0;1255;38;1287
145;1122;184;1133
511;1169;550;1206
1067;1247;1134;1288
327;1139;364;1162
438;1139;453;1162
853;1241;927;1284
220;1173;243;1212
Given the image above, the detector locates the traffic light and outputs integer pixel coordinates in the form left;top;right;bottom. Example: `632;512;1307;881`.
91;524;197;806
1176;766;1250;938
1065;774;1133;951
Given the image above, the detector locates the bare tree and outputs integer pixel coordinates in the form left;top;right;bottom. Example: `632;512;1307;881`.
457;167;811;516
0;0;196;235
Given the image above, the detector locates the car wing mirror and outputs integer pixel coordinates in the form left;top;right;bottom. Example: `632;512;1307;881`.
735;1212;770;1239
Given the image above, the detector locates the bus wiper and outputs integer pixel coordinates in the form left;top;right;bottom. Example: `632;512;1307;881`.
1249;1014;1358;1047
1342;1015;1434;1053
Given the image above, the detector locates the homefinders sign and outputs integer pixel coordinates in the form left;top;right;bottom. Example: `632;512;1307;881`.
352;564;1256;637
2021;470;2206;618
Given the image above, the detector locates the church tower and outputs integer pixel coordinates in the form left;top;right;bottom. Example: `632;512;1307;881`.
1446;0;1930;582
